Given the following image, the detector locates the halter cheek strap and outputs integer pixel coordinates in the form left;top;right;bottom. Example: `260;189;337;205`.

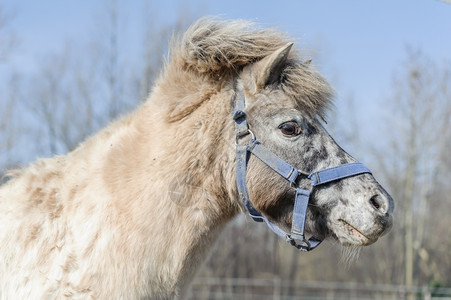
233;91;372;252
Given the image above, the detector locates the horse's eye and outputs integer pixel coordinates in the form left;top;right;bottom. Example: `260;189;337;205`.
278;122;302;137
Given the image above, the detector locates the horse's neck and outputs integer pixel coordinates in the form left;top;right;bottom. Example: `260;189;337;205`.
91;90;238;294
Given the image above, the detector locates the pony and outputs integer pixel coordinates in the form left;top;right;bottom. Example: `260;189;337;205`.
0;18;394;299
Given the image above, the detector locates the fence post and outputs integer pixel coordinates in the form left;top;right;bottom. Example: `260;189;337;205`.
273;277;281;300
423;285;431;300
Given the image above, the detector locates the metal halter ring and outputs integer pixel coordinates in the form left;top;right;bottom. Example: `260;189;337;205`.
287;234;311;251
235;129;256;145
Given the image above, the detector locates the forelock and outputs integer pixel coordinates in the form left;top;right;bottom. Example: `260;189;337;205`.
169;17;334;118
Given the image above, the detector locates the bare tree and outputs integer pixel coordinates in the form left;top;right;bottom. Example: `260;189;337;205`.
0;3;15;60
25;47;97;154
104;0;120;119
137;3;197;102
0;74;21;172
0;4;19;173
368;49;451;287
11;1;199;159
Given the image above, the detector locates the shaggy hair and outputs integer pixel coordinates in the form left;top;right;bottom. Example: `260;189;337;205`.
0;18;341;299
171;17;334;119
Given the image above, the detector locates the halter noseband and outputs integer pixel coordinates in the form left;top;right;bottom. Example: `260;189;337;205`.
233;91;372;251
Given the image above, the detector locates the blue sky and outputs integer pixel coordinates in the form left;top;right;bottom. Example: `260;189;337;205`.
1;0;451;154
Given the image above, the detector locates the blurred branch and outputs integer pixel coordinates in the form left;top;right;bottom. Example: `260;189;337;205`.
373;48;451;286
0;3;16;60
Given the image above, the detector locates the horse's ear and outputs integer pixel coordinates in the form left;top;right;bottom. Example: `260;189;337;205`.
252;42;293;91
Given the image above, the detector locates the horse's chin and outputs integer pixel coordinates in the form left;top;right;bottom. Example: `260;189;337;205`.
330;219;379;247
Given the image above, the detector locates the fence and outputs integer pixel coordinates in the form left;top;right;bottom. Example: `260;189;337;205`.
185;277;451;300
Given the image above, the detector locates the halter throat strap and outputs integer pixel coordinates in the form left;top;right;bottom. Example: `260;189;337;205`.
233;91;372;252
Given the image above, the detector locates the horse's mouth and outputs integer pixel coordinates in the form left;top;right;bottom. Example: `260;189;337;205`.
336;219;377;246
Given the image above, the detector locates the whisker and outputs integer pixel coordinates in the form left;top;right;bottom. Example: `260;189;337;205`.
339;246;362;269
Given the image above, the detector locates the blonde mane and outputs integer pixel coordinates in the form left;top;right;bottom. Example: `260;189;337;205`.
168;17;333;119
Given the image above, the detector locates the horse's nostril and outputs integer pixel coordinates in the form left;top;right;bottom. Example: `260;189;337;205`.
369;195;381;211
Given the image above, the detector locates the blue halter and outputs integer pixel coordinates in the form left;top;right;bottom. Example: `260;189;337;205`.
233;91;372;251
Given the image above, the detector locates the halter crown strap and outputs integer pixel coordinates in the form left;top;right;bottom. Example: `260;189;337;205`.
233;91;372;252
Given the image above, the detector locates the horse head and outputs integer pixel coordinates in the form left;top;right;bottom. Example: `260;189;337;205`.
235;43;394;248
